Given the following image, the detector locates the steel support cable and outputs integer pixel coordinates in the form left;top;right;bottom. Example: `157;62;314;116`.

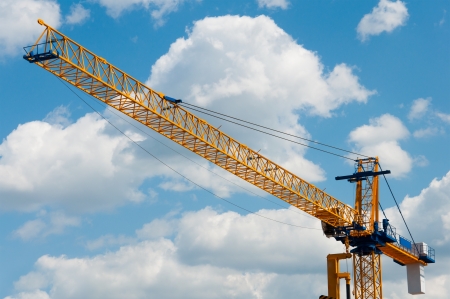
181;104;355;161
182;102;370;159
57;78;321;230
79;95;318;221
378;164;420;254
379;202;388;220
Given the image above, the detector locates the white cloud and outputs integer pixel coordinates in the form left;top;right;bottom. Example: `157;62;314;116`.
439;9;446;26
65;3;90;25
85;234;136;251
172;208;333;274
13;211;80;241
5;290;50;299
7;203;450;298
0;0;61;57
413;155;429;167
357;0;409;41
148;15;374;183
1;16;375;214
7;207;341;299
0;108;154;213
348;114;409;145
437;112;450;124
408;97;431;121
257;0;289;10
0;106;281;214
94;0;188;26
13;219;47;241
348;114;412;178
136;218;177;239
383;272;450;299
382;171;450;297
42;105;71;127
386;171;450;248
413;127;441;138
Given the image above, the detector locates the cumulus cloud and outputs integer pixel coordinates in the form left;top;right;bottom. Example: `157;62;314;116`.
385;171;450;248
13;211;80;241
413;155;429;167
85;234;136;251
383;171;450;295
1;16;375;213
7;207;342;299
0;105;278;213
7;202;450;298
94;0;189;26
383;272;450;299
0;108;154;213
65;3;90;25
172;208;333;274
0;0;61;57
437;112;450;124
348;114;413;177
357;0;409;41
408;97;431;121
257;0;289;10
148;15;374;183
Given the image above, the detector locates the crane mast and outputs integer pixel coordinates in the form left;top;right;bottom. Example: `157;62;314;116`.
352;158;383;299
23;19;435;299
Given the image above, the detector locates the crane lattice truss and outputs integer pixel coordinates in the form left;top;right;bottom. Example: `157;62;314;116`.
353;159;383;299
24;20;434;299
353;253;382;299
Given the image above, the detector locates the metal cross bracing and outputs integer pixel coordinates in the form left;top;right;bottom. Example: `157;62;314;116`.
339;158;430;266
357;159;379;232
353;253;382;299
23;19;358;228
24;19;435;298
351;159;383;299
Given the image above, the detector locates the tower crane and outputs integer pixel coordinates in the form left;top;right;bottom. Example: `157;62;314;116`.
23;19;435;299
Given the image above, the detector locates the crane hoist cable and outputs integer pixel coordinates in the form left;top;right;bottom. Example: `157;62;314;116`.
23;20;435;298
58;77;321;230
184;102;416;241
105;94;413;240
182;104;355;161
181;102;370;160
379;164;420;254
63;81;319;222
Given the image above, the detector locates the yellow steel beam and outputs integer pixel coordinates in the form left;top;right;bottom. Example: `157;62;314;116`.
378;243;427;266
327;253;352;298
24;19;357;228
25;20;429;272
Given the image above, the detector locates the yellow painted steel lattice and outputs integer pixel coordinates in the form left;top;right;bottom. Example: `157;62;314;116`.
24;20;431;299
24;19;357;228
353;252;382;299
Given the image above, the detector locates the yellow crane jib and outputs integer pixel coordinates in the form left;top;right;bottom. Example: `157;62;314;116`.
23;19;436;299
21;18;356;229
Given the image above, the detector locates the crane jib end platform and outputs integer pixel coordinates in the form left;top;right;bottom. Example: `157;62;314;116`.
23;50;59;63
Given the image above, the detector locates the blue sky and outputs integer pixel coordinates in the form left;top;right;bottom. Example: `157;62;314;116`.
0;0;449;298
